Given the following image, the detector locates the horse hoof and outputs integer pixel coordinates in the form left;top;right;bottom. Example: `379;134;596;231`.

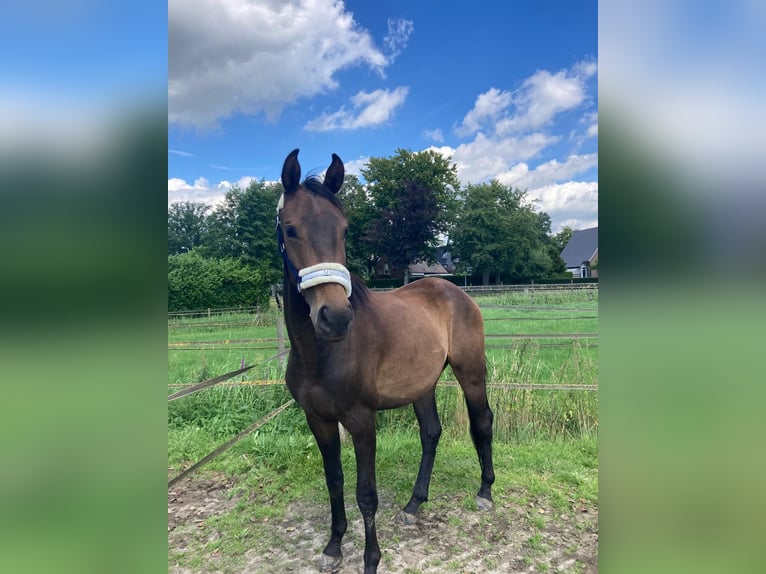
398;510;418;525
318;552;342;572
476;496;493;510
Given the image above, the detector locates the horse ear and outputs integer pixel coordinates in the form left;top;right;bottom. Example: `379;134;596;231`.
323;153;344;194
281;148;301;195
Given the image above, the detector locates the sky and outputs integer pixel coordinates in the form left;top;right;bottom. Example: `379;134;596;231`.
168;0;598;233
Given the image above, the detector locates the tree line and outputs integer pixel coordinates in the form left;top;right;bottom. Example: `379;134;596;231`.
168;149;574;311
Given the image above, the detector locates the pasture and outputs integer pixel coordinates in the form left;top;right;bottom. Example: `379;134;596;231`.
168;285;598;573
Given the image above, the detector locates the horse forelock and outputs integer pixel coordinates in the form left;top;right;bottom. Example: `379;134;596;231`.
302;176;345;214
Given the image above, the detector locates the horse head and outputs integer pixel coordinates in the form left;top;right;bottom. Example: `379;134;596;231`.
278;149;353;342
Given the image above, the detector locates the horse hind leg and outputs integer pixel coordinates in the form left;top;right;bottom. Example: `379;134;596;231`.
451;359;495;509
400;388;442;524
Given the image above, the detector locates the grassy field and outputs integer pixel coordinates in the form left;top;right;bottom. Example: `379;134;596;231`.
168;286;598;572
168;287;598;446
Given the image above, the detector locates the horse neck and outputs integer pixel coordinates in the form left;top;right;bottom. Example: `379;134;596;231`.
282;271;313;340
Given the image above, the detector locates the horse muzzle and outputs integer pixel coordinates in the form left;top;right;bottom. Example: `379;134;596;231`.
314;301;353;342
298;263;354;342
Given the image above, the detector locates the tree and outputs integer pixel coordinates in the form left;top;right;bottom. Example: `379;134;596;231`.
338;174;377;278
544;219;569;276
451;180;518;285
503;208;559;282
451;180;563;285
168;201;209;255
362;149;459;283
204;179;283;283
366;180;441;283
553;226;575;253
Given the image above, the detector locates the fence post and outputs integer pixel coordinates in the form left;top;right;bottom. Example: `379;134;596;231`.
276;315;285;356
338;422;348;443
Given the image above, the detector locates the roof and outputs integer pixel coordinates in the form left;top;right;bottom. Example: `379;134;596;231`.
561;226;598;268
435;246;456;272
408;260;449;275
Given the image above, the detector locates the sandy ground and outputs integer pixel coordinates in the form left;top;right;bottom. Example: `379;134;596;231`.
169;474;597;573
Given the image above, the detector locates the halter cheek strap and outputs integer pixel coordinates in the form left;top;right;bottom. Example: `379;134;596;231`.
276;194;352;298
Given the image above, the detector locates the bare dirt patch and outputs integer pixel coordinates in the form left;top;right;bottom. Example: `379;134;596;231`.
169;475;597;574
168;472;240;558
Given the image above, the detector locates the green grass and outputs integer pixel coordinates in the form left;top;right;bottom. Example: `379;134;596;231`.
169;423;598;509
168;288;597;453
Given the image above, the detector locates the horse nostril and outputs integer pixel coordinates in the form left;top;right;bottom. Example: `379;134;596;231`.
316;304;352;341
318;305;336;329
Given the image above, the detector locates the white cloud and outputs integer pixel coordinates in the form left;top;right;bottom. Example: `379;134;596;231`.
426;145;456;161
455;60;597;139
304;87;409;131
527;181;599;233
384;17;414;61
168;177;224;206
168;175;257;206
169;0;391;128
498;62;597;134
427;142;597;230
445;132;561;184
455;87;512;137
435;60;598;230
343;157;370;177
573;59;598;79
496;153;598;190
169;149;193;157
423;128;444;143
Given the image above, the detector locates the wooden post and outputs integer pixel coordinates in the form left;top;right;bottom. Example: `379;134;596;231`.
276;315;285;356
338;422;348;443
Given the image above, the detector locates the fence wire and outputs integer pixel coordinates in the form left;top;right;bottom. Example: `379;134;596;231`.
168;293;598;487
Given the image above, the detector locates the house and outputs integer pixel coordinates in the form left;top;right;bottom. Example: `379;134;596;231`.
435;246;456;273
373;254;449;279
561;226;598;278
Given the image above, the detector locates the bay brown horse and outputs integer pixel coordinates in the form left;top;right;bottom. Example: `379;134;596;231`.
277;149;494;573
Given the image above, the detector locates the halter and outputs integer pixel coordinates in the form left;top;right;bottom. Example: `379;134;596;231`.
276;194;352;298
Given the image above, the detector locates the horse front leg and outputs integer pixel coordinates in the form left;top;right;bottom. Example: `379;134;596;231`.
347;410;381;574
306;414;347;572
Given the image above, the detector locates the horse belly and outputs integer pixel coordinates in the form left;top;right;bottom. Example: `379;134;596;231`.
375;340;447;409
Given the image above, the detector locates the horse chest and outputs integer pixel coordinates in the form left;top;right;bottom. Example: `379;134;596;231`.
287;360;374;419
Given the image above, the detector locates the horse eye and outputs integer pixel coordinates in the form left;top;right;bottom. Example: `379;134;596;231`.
285;226;298;238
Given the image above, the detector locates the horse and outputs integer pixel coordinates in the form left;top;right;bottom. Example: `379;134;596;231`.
276;149;495;573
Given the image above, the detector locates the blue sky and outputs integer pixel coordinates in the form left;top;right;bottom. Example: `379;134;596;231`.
168;0;598;232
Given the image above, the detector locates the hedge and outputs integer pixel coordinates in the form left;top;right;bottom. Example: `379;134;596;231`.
168;251;270;312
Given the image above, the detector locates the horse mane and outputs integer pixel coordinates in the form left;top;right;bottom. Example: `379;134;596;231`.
349;274;371;309
302;175;344;214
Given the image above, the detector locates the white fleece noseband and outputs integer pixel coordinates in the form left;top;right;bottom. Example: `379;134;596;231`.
298;263;352;297
277;194;352;298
